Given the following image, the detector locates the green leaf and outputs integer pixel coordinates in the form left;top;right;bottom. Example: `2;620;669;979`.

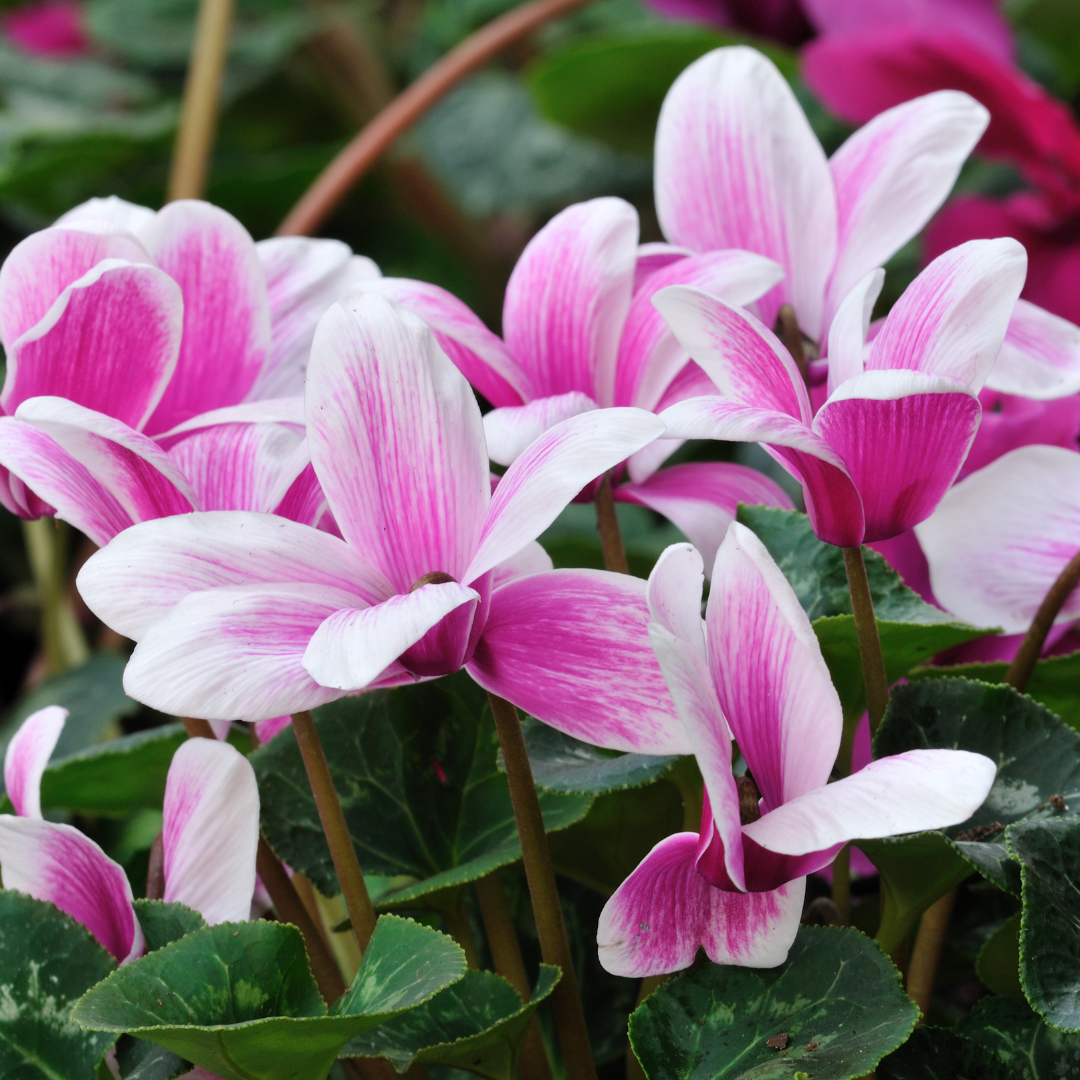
74;915;467;1080
131;901;206;953
251;672;591;912
628;926;917;1080
976;912;1022;997
0;890;118;1080
876;1025;1012;1080
343;966;560;1079
956;994;1080;1079
113;1036;189;1080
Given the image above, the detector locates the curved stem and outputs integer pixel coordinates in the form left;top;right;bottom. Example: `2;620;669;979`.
487;691;598;1080
595;472;629;575
906;888;957;1020
1006;546;1080;693
842;546;890;733
276;0;595;236
23;518;88;677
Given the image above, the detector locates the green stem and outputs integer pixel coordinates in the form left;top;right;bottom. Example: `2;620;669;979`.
842;546;890;733
486;691;598;1080
595;472;629;575
23;518;88;676
831;845;851;924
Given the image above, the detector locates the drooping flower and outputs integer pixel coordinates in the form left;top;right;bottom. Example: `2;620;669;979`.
78;292;690;754
596;531;996;976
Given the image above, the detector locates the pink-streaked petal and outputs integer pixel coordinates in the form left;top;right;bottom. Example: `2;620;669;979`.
466;407;665;584
364;277;528;407
915;444;1080;633
814;370;981;542
826;269;883;396
482;392;598;467
616;250;784;412
503;197;638;408
986;299;1080;400
0;816;142;964
633;242;694;290
625;438;685;484
123;584;361;721
163;738;259;925
142;201;271;434
156;398;306;438
866;238;1027;392
708;523;842;808
616;462;793;573
597;832;804;976
3;705;66;818
303;582;480;691
652;285;811;422
307;292;489;590
468;569;691;755
492;541;554;590
824;90;988;327
2;260;182;430
254;715;292;744
55;195;156;234
77;511;391;641
271;457;327;528
646;542;707;655
654;46;836;339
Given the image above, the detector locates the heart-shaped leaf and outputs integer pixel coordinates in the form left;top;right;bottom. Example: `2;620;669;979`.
132;900;206;953
876;1025;1012;1080
955;995;1080;1078
975;912;1022;997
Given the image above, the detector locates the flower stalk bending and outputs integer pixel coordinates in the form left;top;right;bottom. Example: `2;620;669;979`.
842;546;890;732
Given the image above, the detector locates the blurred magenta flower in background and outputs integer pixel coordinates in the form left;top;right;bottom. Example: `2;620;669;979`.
3;0;88;58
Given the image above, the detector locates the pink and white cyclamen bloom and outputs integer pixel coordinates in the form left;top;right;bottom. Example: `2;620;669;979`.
653;237;1028;546
0;705;259;964
596;529;997;976
77;292;692;755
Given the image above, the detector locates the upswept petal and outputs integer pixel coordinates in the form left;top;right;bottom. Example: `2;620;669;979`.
483;392;598;467
77;511;391;641
502;197;638;408
468;569;691;755
492;541;554;589
155;398;306;436
616;462;793;573
824;90;988;325
915;445;1080;633
465;408;664;584
986;299;1080;400
708;523;842;808
654;46;837;338
645;542;708;655
2;259;182;430
633;242;694;289
866;237;1026;392
307;292;489;590
597;832;804;976
3;705;67;818
162;738;259;925
653;286;811;422
825;269;883;396
55;195;155;234
142;201;271;434
0;816;143;964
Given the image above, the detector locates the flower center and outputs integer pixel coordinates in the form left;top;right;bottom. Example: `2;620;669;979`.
411;571;456;591
737;775;761;825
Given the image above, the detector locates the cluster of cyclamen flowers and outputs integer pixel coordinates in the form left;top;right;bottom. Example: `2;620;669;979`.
6;42;1080;1019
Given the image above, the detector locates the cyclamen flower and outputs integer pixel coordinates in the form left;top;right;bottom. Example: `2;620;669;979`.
3;0;88;57
596;530;996;976
654;237;1027;546
78;293;690;754
0;706;259;963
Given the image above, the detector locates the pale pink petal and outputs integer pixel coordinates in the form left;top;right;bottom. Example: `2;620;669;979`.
270;457;328;528
708;523;843;808
985;299;1080;400
625;438;685;484
2;260;182;430
156;398;306;437
465;408;665;584
502;197;638;408
915;444;1080;633
633;242;694;290
77;511;391;640
492;541;554;590
597;832;804;976
482;392;598;467
814;370;981;542
3;705;66;818
866;238;1027;392
307;292;489;590
615;462;793;573
824;91;988;327
141;201;271;434
254;715;291;744
654;46;837;338
55;195;156;234
646;542;708;655
163;739;259;925
825;269;883;396
468;569;691;755
0;816;143;964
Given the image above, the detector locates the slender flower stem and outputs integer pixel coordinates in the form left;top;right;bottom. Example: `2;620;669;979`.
1006;547;1080;692
181;716;217;739
842;546;890;733
290;709;378;953
277;0;595;236
777;304;811;389
831;844;851;924
906;888;958;1020
595;472;629;575
23;518;88;677
168;0;234;200
145;833;165;900
486;691;598;1080
443;896;479;969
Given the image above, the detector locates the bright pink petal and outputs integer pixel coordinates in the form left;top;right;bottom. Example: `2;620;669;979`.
986;299;1080;400
482;392;598;467
4;0;89;58
163;739;259;925
825;269;883;396
597;832;804;976
0;817;142;964
270;457;328;528
633;242;694;289
814;371;981;542
307;292;489;591
468;569;691;755
142;201;271;434
492;541;554;590
3;705;66;818
654;46;837;339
